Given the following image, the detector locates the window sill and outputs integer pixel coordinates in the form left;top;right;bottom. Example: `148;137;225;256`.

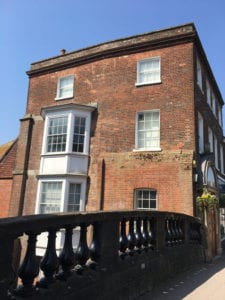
135;80;161;87
55;96;74;101
133;148;162;152
135;208;157;210
37;172;88;178
41;152;89;157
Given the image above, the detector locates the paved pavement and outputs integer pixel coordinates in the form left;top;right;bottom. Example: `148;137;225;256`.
138;251;225;300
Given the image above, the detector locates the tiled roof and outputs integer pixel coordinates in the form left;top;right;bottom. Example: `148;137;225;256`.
0;140;15;161
0;140;17;179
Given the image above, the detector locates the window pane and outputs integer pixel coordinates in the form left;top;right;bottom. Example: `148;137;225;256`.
150;200;156;209
152;111;159;120
67;183;81;212
143;191;149;199
143;200;149;208
138;121;144;131
39;182;62;214
150;190;156;199
73;117;86;153
135;189;157;210
138;139;145;149
47;116;68;153
138;114;144;121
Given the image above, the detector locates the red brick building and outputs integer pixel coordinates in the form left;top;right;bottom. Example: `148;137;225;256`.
9;23;225;220
0;140;17;218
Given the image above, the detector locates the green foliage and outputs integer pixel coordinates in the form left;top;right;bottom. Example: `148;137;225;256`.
196;187;219;211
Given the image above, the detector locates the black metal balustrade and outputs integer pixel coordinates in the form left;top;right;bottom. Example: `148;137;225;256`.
0;211;203;300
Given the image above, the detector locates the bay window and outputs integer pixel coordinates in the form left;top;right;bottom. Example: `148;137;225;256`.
38;103;96;215
42;106;92;155
36;179;85;214
39;181;62;214
47;116;68;153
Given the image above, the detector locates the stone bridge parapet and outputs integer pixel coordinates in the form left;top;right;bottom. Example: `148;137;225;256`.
0;210;205;299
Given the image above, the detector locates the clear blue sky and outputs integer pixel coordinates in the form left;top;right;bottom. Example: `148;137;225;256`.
0;0;225;145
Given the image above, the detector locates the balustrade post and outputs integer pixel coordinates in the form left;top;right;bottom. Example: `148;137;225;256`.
74;223;90;273
136;218;144;252
177;219;184;244
0;235;16;299
37;229;59;288
127;218;137;255
165;219;172;247
89;222;101;268
169;219;176;246
14;232;39;297
57;226;75;280
119;218;128;258
142;218;151;251
149;218;156;249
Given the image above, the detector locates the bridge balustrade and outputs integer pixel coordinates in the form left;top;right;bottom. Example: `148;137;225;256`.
0;210;204;300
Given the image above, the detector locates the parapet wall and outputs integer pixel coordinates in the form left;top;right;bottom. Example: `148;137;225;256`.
0;211;205;299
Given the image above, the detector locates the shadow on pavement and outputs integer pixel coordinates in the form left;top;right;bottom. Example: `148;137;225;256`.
138;244;225;300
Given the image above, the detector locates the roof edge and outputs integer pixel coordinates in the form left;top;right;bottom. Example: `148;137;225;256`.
27;23;196;76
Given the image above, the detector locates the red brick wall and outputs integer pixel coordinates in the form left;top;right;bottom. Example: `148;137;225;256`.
0;141;17;218
14;42;196;216
87;151;194;215
0;180;12;217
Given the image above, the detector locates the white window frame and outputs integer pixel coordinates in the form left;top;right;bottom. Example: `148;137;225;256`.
220;144;224;174
198;112;204;154
55;75;74;100
45;115;69;153
206;80;211;106
208;127;213;153
42;108;91;155
196;57;203;92
212;93;216;115
35;177;86;214
136;57;161;86
135;110;161;151
214;135;218;169
35;179;64;214
218;105;222;127
134;188;157;210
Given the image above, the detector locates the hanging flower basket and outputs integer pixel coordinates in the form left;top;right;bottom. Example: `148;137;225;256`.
196;187;219;211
